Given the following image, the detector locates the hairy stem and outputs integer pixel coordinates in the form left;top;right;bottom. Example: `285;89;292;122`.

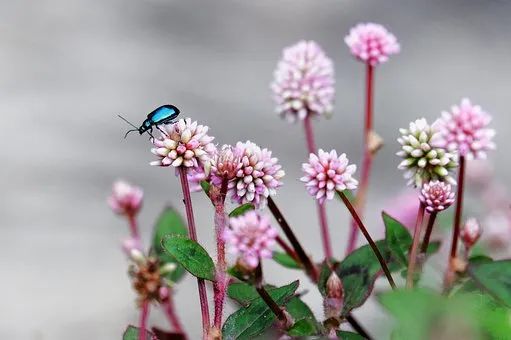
268;197;319;281
406;202;426;289
178;167;211;339
139;301;150;340
346;313;374;340
338;191;396;289
162;297;187;338
213;178;228;329
347;63;375;255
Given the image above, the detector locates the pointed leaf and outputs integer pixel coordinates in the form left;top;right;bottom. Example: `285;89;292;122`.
336;331;367;339
123;325;157;340
227;282;276;306
468;260;511;307
383;212;412;266
162;235;215;281
272;251;302;269
229;203;255;217
200;180;211;195
287;319;317;337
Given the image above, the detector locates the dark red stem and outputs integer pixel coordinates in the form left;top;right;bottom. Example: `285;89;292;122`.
139;301;150;340
255;263;288;323
406;202;426;288
128;214;140;240
162;297;187;338
420;212;438;255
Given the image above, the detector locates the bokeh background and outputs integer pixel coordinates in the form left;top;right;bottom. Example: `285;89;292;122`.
2;0;510;338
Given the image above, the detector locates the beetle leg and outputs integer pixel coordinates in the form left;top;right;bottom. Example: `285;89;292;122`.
156;124;168;136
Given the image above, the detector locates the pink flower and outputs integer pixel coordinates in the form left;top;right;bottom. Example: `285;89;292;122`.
434;98;496;160
301;149;358;204
211;145;240;185
186;165;209;192
271;40;335;122
108;180;143;216
460;218;482;249
150;118;216;168
224;210;278;269
227;141;285;207
419;180;455;213
121;236;143;257
345;23;400;66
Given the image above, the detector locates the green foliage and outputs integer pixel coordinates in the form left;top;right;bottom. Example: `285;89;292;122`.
222;281;299;339
162;235;216;281
200;180;211;195
227;282;276;306
468;260;511;308
383;212;412;266
287;318;317;337
272;251;302;269
336;330;367;339
123;325;156;340
151;207;188;282
228;203;255;217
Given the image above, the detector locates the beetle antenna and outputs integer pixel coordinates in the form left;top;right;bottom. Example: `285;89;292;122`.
117;114;138;129
124;129;138;139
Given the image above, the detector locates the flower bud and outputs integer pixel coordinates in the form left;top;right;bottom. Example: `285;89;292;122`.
460;218;482;249
323;272;344;320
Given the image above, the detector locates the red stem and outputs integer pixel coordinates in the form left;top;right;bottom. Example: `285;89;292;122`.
178;167;211;339
213;178;228;329
347;63;374;255
128;214;140;240
139;301;150;340
276;236;300;262
162;298;187;338
406;202;426;288
303;115;317;154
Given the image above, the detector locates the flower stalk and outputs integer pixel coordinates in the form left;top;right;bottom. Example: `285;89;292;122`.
254;263;291;327
420;212;438;255
406;202;426;288
162;297;186;338
139;301;150;340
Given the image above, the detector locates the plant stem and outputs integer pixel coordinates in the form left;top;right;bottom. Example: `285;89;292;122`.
213;178;228;329
178;167;211;339
255;263;288;324
139;300;150;340
406;202;426;289
445;155;466;289
268;197;319;281
420;212;437;255
303;115;333;260
347;63;375;255
162;298;187;338
338;191;396;289
276;236;300;262
128;214;140;240
346;313;374;340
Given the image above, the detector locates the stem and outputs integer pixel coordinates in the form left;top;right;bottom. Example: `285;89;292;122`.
347;63;374;255
268;197;319;282
276;236;300;262
162;298;186;338
139;301;150;340
303;115;317;154
213;178;228;329
406;202;426;289
128;214;140;240
178;167;211;339
338;191;396;289
346;313;374;340
255;263;288;323
420;212;438;255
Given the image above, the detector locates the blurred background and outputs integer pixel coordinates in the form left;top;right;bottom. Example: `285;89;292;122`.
1;0;510;338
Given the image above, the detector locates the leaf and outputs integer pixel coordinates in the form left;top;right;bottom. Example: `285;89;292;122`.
123;325;157;340
285;297;319;335
287;319;317;337
336;330;367;339
162;235;216;281
227;282;276;306
317;260;339;297
152;207;188;282
229;203;255;217
272;252;302;269
222;281;299;339
152;326;186;340
200;180;211;195
383;212;412;266
468;260;511;308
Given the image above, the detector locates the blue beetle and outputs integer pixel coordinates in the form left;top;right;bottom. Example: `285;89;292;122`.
119;104;180;139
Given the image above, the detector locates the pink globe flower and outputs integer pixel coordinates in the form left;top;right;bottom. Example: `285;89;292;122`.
108;180;143;216
301;149;358;204
150;118;216;168
345;23;400;66
419;180;456;213
211;144;240;185
434;98;496;160
271;40;335;122
460;218;482;249
224;210;278;269
186;165;209;193
228;141;285;207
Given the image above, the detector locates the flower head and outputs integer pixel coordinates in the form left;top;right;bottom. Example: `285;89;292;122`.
186;165;209;193
397;118;458;187
228;141;285;207
150;118;216;168
434;98;496;160
271;40;335;122
301;149;358;204
345;23;400;66
460;218;482;249
224;210;278;269
211;145;240;183
419;180;456;213
121;237;143;257
108;180;143;216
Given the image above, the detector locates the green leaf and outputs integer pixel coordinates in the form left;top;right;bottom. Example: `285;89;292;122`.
425;240;441;255
317;260;339;297
162;235;215;281
383;212;412;266
336;330;367;340
285;297;319;334
123;325;156;340
222;281;299;339
229;203;255;217
468;255;493;266
272;251;302;269
468;260;511;307
152;207;188;282
287;319;317;337
227;283;276;306
200;180;211;195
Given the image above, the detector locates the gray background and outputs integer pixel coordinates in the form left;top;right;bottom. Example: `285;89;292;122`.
1;0;510;339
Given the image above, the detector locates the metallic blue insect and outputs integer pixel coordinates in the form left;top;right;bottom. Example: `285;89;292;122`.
118;104;180;139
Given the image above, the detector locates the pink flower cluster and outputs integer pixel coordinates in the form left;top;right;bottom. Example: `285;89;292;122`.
224;210;278;269
301;149;358;204
419;180;455;213
345;23;400;66
271;40;335;122
434;98;496;160
108;180;143;216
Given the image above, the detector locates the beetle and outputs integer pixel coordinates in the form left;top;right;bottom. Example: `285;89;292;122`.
118;104;180;139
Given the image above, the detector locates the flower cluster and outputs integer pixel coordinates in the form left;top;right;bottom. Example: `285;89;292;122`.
301;149;358;204
419;180;455;213
271;40;335;122
108;180;144;216
397;118;458;187
150;118;216;168
434;98;496;160
224;210;278;269
345;23;400;66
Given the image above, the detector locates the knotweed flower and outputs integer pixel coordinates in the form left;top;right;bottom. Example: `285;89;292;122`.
186;166;209;192
460;218;482;249
345;23;400;66
150;118;215;168
419;180;455;213
271;40;335;122
228;141;284;207
211;145;240;185
224;210;278;269
397;118;458;187
434;98;496;160
121;237;143;257
108;180;143;216
301;149;358;205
